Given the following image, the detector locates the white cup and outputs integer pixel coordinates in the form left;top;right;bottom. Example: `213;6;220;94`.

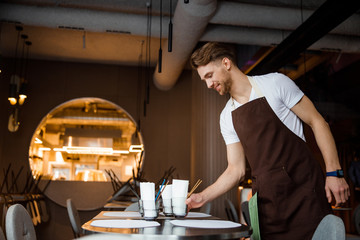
142;199;159;221
161;185;173;216
171;179;189;218
172;197;187;217
140;182;158;220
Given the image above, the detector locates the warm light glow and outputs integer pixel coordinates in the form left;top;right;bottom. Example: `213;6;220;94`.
60;146;130;155
53;148;65;151
63;146;113;154
35;138;43;144
55;151;64;163
84;171;90;182
129;144;144;152
67;136;73;147
19;94;27;105
39;147;51;151
8;97;17;105
125;165;133;176
113;150;130;154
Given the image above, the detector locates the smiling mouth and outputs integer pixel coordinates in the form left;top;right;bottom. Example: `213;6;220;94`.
215;84;221;92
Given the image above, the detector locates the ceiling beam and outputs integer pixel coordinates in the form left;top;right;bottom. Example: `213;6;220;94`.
248;0;360;75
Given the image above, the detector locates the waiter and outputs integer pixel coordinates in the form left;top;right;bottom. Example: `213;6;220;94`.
186;42;350;239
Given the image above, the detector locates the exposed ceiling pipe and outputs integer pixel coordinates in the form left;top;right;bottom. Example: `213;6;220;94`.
1;1;360;90
153;0;217;91
1;2;359;39
0;3;166;36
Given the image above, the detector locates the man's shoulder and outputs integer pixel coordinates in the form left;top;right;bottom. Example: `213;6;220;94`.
252;72;285;82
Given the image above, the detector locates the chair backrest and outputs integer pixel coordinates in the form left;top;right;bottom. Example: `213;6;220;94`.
224;199;239;223
0;226;6;240
66;199;83;238
353;204;360;235
5;204;37;240
124;202;139;212
200;202;212;215
241;201;251;226
312;214;345;240
239;188;252;224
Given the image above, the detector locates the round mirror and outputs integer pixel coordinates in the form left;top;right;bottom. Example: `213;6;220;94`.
29;97;144;183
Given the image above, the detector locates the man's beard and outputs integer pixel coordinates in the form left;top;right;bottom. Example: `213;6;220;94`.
221;77;232;95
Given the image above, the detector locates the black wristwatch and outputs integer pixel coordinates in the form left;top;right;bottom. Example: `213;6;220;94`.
326;169;344;178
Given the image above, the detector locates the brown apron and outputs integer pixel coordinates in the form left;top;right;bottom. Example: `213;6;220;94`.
231;81;332;239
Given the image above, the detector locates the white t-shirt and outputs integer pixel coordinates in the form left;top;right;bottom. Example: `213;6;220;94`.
220;72;305;145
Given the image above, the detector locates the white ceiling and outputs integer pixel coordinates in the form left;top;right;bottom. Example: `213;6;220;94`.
1;0;359;88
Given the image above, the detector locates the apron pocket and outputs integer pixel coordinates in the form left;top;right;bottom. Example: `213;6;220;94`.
258;166;315;233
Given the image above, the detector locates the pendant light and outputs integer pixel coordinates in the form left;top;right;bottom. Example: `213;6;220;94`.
158;0;163;73
8;25;23;106
18;34;28;105
168;0;173;52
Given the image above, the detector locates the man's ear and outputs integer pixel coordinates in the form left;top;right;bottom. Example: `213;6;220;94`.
222;57;231;71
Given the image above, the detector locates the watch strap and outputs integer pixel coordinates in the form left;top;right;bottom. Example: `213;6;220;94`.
326;169;344;177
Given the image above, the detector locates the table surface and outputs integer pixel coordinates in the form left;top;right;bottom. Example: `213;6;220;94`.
82;211;252;239
103;201;132;209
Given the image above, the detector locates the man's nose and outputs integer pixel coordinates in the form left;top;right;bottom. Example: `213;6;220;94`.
205;79;213;88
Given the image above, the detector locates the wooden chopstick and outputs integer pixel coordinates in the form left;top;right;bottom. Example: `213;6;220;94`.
187;179;202;198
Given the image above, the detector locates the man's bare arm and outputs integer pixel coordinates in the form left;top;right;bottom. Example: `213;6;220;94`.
291;95;350;206
186;142;246;210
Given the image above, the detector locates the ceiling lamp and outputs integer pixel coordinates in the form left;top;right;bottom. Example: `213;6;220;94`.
7;25;32;132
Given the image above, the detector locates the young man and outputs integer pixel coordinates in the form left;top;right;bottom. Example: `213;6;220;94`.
186;42;350;239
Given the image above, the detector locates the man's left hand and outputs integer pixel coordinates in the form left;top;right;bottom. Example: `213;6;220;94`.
325;177;350;207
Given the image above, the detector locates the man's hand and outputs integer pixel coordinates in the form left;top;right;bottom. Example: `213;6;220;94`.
185;193;205;211
325;177;350;207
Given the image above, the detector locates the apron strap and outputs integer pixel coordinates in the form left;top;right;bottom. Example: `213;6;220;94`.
247;76;264;98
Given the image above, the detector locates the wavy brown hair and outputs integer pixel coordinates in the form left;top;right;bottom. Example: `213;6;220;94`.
190;42;237;69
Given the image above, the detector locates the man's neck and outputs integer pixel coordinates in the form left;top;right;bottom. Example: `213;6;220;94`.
229;69;252;104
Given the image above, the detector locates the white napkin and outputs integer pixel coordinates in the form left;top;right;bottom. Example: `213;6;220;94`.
161;184;172;199
140;182;155;200
91;219;160;228
172;179;189;198
170;220;241;229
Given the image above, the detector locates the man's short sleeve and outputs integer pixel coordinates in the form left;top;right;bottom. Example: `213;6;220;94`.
274;73;304;109
220;102;240;145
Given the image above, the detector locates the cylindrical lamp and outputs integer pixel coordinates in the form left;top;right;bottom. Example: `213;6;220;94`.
19;81;27;105
8;83;17;105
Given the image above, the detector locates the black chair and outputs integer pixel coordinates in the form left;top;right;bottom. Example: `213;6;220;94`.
346;205;360;240
241;201;251;226
224;198;239;223
66;199;84;238
0;226;5;240
200;202;212;215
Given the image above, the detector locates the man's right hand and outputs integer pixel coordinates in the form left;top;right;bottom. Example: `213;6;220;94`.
186;193;205;211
